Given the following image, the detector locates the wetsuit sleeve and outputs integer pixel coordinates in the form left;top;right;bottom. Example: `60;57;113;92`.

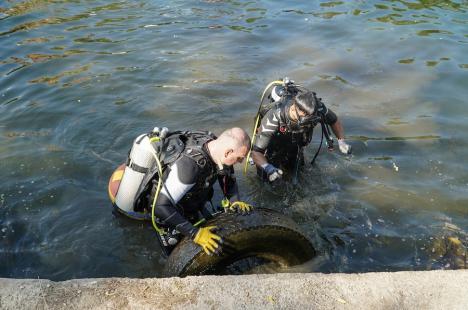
153;156;199;237
323;105;338;125
218;166;239;202
252;109;280;153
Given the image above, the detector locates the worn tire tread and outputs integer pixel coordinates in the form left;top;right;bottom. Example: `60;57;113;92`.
164;208;316;277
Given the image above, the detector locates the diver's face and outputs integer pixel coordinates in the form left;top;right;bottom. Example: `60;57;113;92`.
289;104;307;122
222;146;248;166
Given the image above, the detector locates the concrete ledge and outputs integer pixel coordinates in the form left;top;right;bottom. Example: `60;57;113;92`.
1;270;467;309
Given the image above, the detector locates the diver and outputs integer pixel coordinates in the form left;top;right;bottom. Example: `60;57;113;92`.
108;127;252;256
249;78;352;183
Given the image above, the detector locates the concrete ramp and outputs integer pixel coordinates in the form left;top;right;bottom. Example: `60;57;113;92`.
1;270;467;309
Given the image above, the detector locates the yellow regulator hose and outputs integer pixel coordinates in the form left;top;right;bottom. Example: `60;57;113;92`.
149;136;165;234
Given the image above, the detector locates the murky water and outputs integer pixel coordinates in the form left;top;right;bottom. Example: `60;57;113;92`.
1;0;467;280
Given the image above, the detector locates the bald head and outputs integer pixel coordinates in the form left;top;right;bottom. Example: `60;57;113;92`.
208;127;251;167
218;127;251;150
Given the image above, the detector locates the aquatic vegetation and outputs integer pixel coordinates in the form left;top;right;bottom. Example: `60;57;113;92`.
29;64;91;85
313;11;346;19
399;58;415;64
426;60;439;67
417;29;453;36
320;2;345;8
0;0;52;17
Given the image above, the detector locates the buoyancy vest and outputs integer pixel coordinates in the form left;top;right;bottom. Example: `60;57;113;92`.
112;130;217;214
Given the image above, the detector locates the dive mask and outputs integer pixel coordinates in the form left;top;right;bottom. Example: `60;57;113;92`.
294;104;321;128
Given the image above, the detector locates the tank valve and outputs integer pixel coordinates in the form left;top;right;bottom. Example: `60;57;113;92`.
160;127;169;139
283;76;294;86
168;237;178;245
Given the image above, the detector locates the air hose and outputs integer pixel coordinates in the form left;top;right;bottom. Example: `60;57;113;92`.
310;126;324;166
149;136;165;235
147;135;210;238
243;80;283;174
310;116;334;166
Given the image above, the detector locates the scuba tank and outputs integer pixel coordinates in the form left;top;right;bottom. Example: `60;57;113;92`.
113;134;154;213
112;127;168;213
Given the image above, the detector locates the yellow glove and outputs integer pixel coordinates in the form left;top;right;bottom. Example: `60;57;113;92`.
224;200;253;215
193;226;222;255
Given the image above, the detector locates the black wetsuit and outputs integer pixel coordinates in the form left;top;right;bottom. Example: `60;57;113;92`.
151;139;239;238
253;99;337;172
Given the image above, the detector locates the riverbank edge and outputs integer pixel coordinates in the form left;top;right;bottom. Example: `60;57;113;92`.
1;270;467;309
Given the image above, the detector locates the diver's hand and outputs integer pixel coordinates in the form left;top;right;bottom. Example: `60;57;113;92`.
262;163;283;182
193;226;222;255
338;139;352;155
227;201;253;215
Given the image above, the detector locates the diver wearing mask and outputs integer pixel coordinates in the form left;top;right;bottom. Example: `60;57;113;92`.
251;84;352;183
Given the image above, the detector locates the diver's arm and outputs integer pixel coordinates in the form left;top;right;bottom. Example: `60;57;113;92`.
251;109;279;168
330;118;345;140
154;194;197;237
218;166;239;202
153;157;199;237
323;107;344;139
251;150;268;167
325;108;351;154
218;167;253;214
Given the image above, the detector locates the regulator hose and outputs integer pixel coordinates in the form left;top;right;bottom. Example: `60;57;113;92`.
149;136;165;235
147;135;211;236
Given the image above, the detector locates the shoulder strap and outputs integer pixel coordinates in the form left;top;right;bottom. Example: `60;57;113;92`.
182;131;216;169
157;132;186;166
